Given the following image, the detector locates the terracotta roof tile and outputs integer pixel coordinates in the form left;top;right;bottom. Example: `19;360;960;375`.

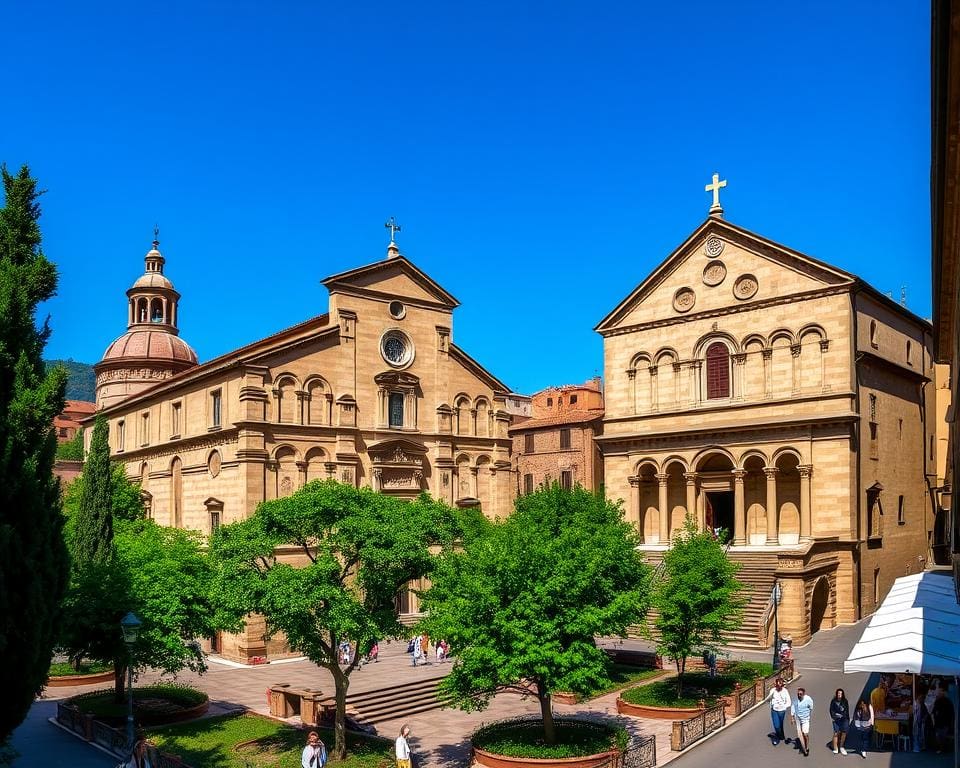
508;409;604;433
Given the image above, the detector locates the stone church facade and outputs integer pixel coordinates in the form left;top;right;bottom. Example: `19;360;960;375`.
91;237;513;661
597;213;937;646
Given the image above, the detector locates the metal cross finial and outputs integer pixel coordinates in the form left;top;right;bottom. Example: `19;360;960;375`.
384;216;402;242
705;173;727;216
152;223;160;247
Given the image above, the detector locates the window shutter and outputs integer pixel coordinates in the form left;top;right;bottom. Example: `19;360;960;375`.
705;343;730;399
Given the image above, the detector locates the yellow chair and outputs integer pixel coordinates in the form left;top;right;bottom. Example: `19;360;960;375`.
874;719;899;749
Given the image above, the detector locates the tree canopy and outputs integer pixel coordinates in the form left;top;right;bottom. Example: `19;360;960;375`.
211;480;461;759
419;484;650;744
650;515;745;694
0;165;69;746
72;414;113;566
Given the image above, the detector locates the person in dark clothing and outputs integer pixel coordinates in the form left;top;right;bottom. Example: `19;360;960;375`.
933;686;955;754
851;699;874;758
830;688;850;754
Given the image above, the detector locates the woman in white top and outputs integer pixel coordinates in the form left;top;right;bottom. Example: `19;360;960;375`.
396;724;412;768
301;731;327;768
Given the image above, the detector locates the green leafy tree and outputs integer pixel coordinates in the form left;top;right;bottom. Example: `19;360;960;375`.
72;415;113;565
650;515;745;696
419;484;650;745
211;480;459;760
55;429;84;461
0;165;69;746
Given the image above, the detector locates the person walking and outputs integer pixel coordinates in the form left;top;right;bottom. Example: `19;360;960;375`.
411;634;422;667
125;735;155;768
770;677;792;746
851;698;874;759
913;689;930;752
301;731;327;768
791;687;814;756
830;688;850;755
395;725;412;768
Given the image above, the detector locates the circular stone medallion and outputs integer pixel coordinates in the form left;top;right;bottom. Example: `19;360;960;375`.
702;260;727;287
208;450;221;478
733;274;759;300
673;287;697;313
704;235;725;257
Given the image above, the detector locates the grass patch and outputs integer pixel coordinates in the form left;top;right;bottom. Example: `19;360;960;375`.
472;718;625;759
621;661;771;709
149;713;394;768
49;660;113;677
71;683;208;720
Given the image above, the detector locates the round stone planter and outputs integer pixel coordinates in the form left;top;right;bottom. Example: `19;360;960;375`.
472;745;620;768
615;696;702;720
47;670;115;688
551;692;579;705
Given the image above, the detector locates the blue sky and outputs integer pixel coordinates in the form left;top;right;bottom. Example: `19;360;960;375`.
7;1;930;395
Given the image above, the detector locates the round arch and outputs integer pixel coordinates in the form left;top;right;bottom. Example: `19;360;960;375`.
693;331;741;358
691;446;736;470
771;446;803;466
634;458;660;475
798;323;826;342
661;455;689;473
273;372;301;389
740;332;767;350
272;443;301;462
809;576;833;635
768;328;797;346
737;449;769;469
654;347;679;365
630;352;652;370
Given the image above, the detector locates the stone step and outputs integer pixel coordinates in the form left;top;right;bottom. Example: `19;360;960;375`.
346;674;454;725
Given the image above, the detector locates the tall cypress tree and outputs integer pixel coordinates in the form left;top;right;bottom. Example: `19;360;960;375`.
73;415;113;565
0;166;69;745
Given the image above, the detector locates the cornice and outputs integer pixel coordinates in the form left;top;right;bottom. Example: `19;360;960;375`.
602;391;856;424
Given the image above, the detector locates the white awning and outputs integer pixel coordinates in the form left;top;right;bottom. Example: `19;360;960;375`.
844;570;960;676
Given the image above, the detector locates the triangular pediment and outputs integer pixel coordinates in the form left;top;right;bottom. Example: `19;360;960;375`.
322;255;459;309
595;218;856;334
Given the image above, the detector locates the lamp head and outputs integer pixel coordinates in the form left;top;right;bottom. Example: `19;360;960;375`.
120;612;142;645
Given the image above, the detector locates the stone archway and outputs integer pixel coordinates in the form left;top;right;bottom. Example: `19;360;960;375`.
809;576;832;635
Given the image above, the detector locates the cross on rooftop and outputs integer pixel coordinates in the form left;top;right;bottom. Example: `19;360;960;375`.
705;173;727;216
384;216;402;242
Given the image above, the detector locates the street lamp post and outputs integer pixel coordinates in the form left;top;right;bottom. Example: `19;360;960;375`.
120;612;142;750
771;581;782;671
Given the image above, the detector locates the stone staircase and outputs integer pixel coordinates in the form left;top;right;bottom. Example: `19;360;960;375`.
641;549;779;650
346;673;453;726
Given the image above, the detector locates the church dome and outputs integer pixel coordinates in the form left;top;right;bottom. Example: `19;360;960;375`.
102;329;198;364
131;271;175;290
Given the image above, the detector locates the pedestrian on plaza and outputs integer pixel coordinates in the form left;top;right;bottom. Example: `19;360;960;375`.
791;686;814;756
830;688;850;755
422;633;431;661
436;639;445;663
769;677;792;746
125;734;155;768
851;699;874;758
301;731;327;768
932;685;955;754
396;724;412;768
913;688;930;752
411;634;423;667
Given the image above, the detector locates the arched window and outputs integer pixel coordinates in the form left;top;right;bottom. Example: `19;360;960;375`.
705;342;731;399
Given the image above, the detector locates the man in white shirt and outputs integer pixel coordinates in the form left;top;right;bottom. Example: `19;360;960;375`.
770;678;792;746
395;724;412;768
791;687;815;756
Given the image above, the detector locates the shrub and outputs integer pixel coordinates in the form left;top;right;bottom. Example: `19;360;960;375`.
70;684;208;719
49;660;112;677
620;662;769;709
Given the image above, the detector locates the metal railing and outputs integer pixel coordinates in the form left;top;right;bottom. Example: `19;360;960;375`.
670;703;726;751
594;733;657;768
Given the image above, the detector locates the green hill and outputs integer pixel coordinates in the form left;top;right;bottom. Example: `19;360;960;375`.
45;359;96;402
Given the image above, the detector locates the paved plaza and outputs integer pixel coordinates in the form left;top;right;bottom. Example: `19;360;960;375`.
13;621;958;768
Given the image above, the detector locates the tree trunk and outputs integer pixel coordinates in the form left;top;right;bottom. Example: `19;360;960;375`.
331;663;350;760
537;680;556;745
675;658;684;698
114;660;126;704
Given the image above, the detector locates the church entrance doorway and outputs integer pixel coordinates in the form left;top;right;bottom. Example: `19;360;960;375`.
706;491;735;543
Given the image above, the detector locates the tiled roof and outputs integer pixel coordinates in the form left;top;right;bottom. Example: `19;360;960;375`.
508;409;604;433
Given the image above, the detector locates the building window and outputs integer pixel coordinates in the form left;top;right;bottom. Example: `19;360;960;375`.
570;394;578;405
209;509;221;533
205;498;224;535
560;428;571;449
140;412;150;446
116;420;125;452
898;418;903;441
873;568;880;604
898;495;905;525
58;426;68;438
560;470;573;490
869;394;877;422
171;402;181;437
705;342;731;399
906;340;913;366
524;433;535;453
211;389;222;429
546;397;553;407
388;392;404;428
523;473;534;494
869;320;878;349
930;435;935;461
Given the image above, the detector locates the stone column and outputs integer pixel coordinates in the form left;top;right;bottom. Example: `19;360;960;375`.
656;472;670;543
762;349;773;398
799;465;813;541
628;476;641;534
296;460;307;490
649;366;658;412
791;344;802;393
627;369;637;414
733;469;747;545
684;472;699;529
673;362;682;410
733;353;746;400
764;467;779;545
470;466;479;498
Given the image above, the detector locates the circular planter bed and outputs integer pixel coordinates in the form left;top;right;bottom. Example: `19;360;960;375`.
472;717;624;768
48;670;115;688
69;684;209;727
615;698;702;719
